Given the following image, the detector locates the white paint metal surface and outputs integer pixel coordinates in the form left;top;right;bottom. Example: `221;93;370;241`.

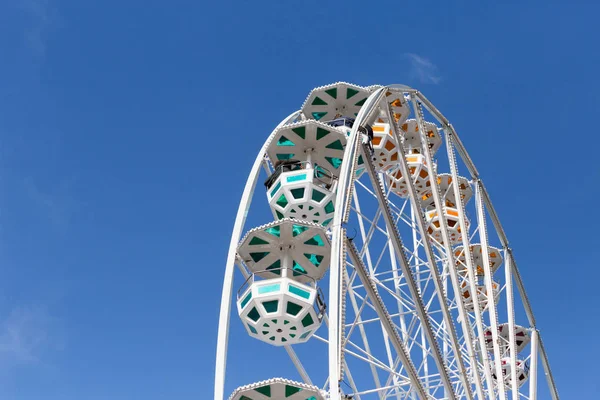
213;84;559;400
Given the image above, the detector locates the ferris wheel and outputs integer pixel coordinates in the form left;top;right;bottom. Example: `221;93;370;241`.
213;82;559;400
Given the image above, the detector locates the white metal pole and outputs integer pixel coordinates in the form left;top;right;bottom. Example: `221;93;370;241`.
346;239;428;400
406;96;475;400
411;206;430;393
529;330;539;400
342;264;385;397
505;255;519;399
538;335;559;400
282;252;290;278
445;128;496;398
328;219;343;400
327;87;386;400
442;259;449;400
475;184;507;400
381;328;403;400
284;346;313;385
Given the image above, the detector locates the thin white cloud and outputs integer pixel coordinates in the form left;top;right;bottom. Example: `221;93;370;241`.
0;306;61;366
24;177;75;231
405;53;441;85
20;0;55;57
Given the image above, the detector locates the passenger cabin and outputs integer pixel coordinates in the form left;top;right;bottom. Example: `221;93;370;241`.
423;173;473;245
266;120;349;228
484;324;531;354
235;219;329;346
493;357;530;388
454;244;504;276
322;115;370;179
385;119;441;199
229;378;326;400
265;160;338;227
460;279;499;312
237;273;325;346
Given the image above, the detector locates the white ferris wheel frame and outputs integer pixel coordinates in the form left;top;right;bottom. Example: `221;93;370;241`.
213;86;559;400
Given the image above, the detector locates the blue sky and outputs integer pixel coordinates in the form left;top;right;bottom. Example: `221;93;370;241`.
0;0;599;399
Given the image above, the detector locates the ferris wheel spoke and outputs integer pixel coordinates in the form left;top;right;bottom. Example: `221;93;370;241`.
341;359;364;400
341;284;419;363
310;333;387;372
351;189;379;271
317;315;366;400
342;265;388;394
350;206;390;255
371;278;418;318
355;382;410;398
504;253;520;400
316;313;414;391
344;285;419;349
346;238;431;398
283;345;312;385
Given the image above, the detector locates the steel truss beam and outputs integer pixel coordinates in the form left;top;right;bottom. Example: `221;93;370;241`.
403;96;478;400
328;87;387;400
475;183;508;400
362;129;457;398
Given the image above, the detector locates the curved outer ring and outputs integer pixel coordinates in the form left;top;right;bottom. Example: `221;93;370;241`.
213;110;301;400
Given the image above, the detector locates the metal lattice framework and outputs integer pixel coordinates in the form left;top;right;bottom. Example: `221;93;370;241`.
213;83;559;400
